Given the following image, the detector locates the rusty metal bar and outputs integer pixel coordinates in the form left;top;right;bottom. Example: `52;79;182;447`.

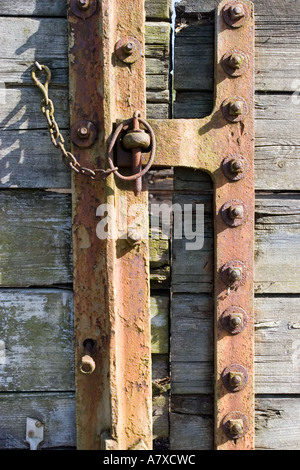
68;0;151;450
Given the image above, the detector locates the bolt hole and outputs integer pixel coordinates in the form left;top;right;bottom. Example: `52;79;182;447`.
83;338;95;349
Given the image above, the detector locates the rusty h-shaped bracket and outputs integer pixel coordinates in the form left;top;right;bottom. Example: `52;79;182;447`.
68;0;254;451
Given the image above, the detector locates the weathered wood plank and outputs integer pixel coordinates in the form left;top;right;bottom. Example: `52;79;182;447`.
174;1;300;92
172;191;300;294
0;289;169;392
2;190;297;292
0;389;168;449
171;294;300;394
151;294;169;354
0;89;169;188
0;190;72;287
170;395;213;450
170;395;300;450
0;0;171;20
0;190;170;286
255;195;300;294
152;355;170;439
0;19;170;87
0;392;76;449
0;289;74;392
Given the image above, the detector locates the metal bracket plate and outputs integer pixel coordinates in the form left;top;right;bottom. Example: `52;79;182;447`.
68;0;254;451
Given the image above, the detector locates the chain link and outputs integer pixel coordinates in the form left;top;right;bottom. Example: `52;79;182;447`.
31;62;118;180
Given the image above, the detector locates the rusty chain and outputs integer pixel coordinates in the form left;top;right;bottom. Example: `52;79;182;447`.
31;62;118;180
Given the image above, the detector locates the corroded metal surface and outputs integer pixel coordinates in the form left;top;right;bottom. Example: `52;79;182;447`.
68;0;152;450
143;0;254;450
68;0;254;450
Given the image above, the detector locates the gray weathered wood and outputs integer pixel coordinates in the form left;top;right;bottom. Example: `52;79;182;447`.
174;0;300;92
171;295;300;394
0;289;74;392
1;190;297;293
0;89;169;188
0;289;169;392
172;192;300;294
0;18;170;87
0;0;171;20
170;395;300;450
0;392;76;449
0;190;72;287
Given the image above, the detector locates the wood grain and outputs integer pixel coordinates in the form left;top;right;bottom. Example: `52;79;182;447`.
0;0;171;20
174;0;300;92
170;395;300;450
171;294;300;394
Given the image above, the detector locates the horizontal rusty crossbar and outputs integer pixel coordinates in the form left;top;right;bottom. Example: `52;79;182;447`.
68;0;254;450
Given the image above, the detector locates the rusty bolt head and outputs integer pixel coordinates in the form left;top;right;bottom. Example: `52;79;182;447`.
35;421;43;428
228;53;244;70
230;313;243;329
231;159;244;174
123;42;136;55
221;307;248;335
229;205;244;220
230;4;245;20
229;419;244;437
229;100;244;116
229;267;242;282
77;0;90;10
229;372;243;387
77;126;90;139
28;430;35;438
223;412;249;439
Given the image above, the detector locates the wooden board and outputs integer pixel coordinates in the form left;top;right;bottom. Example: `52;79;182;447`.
171;294;300;394
0;0;171;20
0;18;170;86
0;289;169;392
170;395;300;450
174;0;300;92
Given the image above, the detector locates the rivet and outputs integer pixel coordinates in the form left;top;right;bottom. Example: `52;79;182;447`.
222;97;248;122
229;100;244;116
228;53;244;69
221;260;247;288
221;307;248;335
230;4;245;20
229;372;243;387
229;419;244;437
231;159;244;174
229;266;242;282
115;37;142;64
229;205;244;220
230;313;243;328
77;126;89;139
222;412;249;440
123;42;136;55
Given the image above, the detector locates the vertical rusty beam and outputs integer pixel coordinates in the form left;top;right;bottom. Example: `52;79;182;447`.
214;0;255;450
68;0;151;450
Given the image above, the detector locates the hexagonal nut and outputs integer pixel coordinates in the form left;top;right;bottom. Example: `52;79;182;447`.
221;306;248;335
222;155;249;181
222;2;250;29
222;411;249;440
